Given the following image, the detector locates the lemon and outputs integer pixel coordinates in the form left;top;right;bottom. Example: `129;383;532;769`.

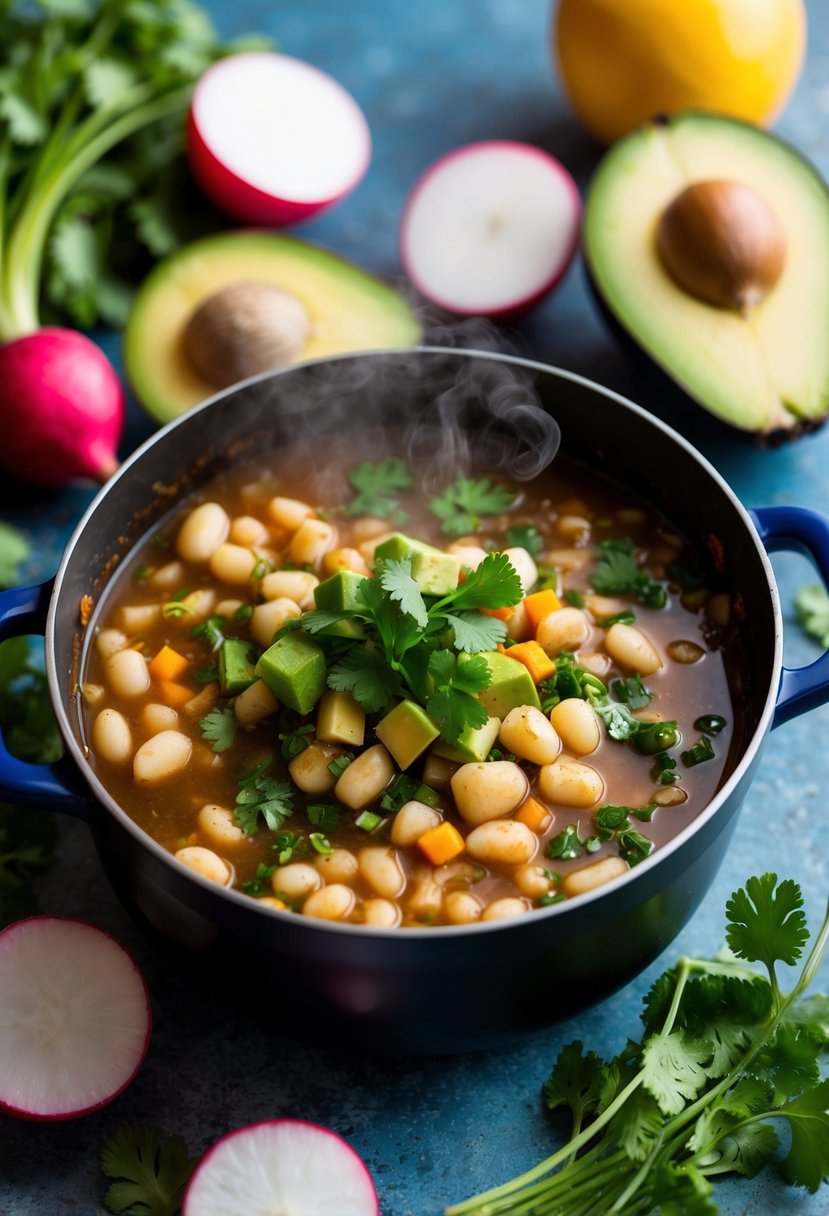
554;0;806;145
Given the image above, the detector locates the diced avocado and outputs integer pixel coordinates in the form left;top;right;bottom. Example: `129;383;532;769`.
317;690;366;746
218;637;258;696
314;570;366;611
318;618;365;640
256;633;326;714
432;715;501;763
373;532;443;564
375;700;440;769
410;550;461;597
462;650;541;716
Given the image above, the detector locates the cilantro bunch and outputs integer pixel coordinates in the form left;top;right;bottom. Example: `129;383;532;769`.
447;873;829;1215
0;0;268;337
301;551;523;744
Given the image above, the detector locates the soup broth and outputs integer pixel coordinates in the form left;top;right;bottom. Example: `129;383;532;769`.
81;441;737;928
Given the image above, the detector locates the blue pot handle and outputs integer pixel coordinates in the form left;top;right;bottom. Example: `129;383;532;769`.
0;582;92;820
751;505;829;729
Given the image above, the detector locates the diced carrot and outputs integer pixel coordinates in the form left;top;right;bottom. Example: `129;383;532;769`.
417;821;465;865
515;797;553;834
506;640;557;683
523;589;563;632
482;605;515;621
148;644;189;682
157;680;193;708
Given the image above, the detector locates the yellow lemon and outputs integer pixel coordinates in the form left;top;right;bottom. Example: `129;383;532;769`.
554;0;807;145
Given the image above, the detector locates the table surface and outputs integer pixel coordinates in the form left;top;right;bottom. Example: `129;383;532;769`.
4;2;829;1213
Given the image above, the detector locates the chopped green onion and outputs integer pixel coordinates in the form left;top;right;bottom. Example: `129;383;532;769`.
307;803;340;830
694;714;727;735
681;735;716;767
309;832;333;855
234;604;254;622
634;721;680;755
597;610;636;628
327;753;354;778
356;810;383;832
537;892;566;907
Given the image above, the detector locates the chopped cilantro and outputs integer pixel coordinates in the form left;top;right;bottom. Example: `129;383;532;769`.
191;614;227;651
504;524;544;556
563;588;584;608
241;862;277;896
345;458;413;520
234;761;295;835
132;566;150;583
611;674;652;709
537;892;566;907
270;831;307;865
545;824;584;861
194;665;219;685
591;538;667;608
429;477;517;537
426;651;490;745
279;723;314;760
380;774;439;812
198;708;236;753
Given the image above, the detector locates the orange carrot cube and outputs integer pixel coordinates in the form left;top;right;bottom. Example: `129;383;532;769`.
482;605;515;622
505;640;556;683
148;644;190;682
523;589;563;631
157;681;193;708
417;822;465;866
515;797;553;834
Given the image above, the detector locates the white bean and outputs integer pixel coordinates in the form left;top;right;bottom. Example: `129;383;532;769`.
538;756;604;807
267;496;314;531
505;599;531;642
451;761;529;825
334;744;395;810
502;546;538;594
209;543;259;585
117;604;161;634
271;863;322;901
288;742;341;794
250;597;301;648
234;679;279;727
406;872;443;920
183;684;218;721
81;683;104;706
141;702;179;735
105;648;150;698
578;652;612;679
174;846;230;885
561;855;629;897
229;515;270;547
605;623;662;675
447;543;488;570
481;897;529;922
465;820;537;866
391;801;442;846
349;516;393;543
91;709;133;764
421;754;456;790
322;547;370;577
546;547;589;572
359;847;406;899
303;884;355;921
261;570;318;608
148;560;186;590
499;706;561;765
549;698;601;756
176;502;230;563
216;598;244;618
197;803;246;848
288;518;337;567
537;607;591;655
556;514;591;541
514;864;555;899
444;891;483;924
173;589;216;624
315;848;358;884
362;898;401;928
133;730;192;784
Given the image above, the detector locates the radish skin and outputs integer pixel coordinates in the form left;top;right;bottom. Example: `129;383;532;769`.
0;328;124;486
0;916;151;1121
183;1118;379;1216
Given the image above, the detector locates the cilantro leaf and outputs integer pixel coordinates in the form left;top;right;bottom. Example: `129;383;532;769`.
778;1079;829;1193
379;558;428;627
441;551;522;611
611;674;652;710
443;611;507;653
795;583;829;648
234;762;295;835
327;647;405;713
100;1124;198;1216
425;651;490;744
198;707;236;753
543;1041;606;1135
504;524;544;556
726;873;810;976
429;477;517;537
345;458;413;520
591;538;667;608
642;1031;711;1115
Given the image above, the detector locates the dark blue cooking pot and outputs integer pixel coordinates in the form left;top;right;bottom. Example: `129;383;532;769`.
1;348;828;1053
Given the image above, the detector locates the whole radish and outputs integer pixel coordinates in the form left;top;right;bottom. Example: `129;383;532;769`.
0;329;124;486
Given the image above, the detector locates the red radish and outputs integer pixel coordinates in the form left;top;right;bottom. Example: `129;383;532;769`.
400;140;581;319
0;916;151;1120
0;329;124;486
188;52;372;227
183;1119;379;1216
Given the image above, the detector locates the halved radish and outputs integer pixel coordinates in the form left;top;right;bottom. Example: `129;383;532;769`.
188;52;372;226
0;917;151;1120
183;1119;379;1216
400;140;581;318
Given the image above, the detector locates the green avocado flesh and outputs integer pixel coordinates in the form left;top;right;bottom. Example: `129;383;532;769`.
124;232;421;424
584;113;829;437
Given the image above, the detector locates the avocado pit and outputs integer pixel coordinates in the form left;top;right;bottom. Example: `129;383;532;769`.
655;179;787;316
182;281;312;389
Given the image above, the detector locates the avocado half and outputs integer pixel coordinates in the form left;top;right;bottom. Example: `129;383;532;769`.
583;113;829;439
124;232;421;424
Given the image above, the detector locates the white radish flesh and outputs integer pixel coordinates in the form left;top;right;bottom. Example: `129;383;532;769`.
183;1118;379;1216
0;917;150;1120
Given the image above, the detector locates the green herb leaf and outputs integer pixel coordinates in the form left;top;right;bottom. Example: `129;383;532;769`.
545;824;584;861
379;558;429;627
345;458;413;519
100;1124;198;1216
327;647;405;713
591;538;667;608
429;478;517;537
441;551;523;612
198;707;236;753
443;611;507;653
234;761;295;835
611;674;652;709
642;1031;711;1116
542;1040;606;1134
504;524;544;556
778;1079;829;1193
425;652;490;745
726;873;810;975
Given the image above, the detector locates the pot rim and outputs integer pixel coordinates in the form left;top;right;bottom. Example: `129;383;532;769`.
46;346;783;938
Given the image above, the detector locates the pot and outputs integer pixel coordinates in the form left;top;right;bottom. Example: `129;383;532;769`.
2;348;829;1053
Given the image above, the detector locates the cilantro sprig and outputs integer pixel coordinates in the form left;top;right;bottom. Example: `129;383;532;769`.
429;478;517;537
234;760;295;835
344;457;413;521
447;873;829;1216
101;1124;198;1216
591;538;668;609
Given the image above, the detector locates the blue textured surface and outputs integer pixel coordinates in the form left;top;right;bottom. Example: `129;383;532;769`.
3;2;829;1213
